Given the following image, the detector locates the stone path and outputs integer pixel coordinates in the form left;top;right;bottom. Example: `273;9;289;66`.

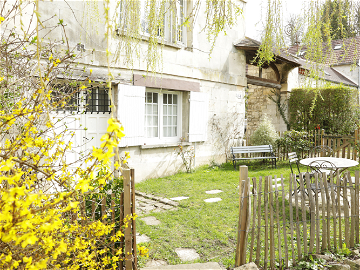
136;191;179;214
137;189;226;269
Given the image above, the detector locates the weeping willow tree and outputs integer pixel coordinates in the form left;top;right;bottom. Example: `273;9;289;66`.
256;0;360;118
111;0;242;72
257;0;359;74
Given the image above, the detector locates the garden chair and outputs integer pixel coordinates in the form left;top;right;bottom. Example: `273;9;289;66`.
289;152;318;195
311;145;334;157
288;152;307;195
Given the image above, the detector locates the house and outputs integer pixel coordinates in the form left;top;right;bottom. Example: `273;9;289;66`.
34;0;248;182
287;36;360;94
234;37;301;133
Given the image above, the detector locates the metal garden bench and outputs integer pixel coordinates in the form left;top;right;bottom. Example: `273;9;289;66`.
230;145;277;169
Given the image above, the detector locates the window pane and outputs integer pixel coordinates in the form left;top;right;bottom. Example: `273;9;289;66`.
163;94;167;104
173;116;177;125
173;105;177;115
146;92;152;103
163;116;167;125
152;116;158;126
163;105;167;115
173;127;177;136
146;104;152;114
153;92;158;103
153;104;158;114
173;95;177;104
163;127;168;137
153;127;158;137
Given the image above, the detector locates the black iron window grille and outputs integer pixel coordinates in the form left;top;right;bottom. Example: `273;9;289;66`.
52;84;111;114
52;84;80;112
85;85;111;114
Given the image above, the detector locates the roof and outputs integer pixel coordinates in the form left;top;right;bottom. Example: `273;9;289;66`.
288;36;360;66
235;37;358;87
297;58;358;87
234;37;301;67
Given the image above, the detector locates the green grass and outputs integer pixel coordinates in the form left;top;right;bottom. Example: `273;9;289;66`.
135;160;360;268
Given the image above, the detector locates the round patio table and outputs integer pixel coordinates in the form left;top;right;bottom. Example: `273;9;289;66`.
300;156;358;175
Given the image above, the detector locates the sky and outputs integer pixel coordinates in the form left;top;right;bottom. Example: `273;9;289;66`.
245;0;307;41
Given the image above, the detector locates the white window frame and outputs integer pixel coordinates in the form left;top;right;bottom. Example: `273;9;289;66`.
144;89;182;145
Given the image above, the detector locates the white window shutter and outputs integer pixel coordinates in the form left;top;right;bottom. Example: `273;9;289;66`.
189;92;209;142
118;84;145;147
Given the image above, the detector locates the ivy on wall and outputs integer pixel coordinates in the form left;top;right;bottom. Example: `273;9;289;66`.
289;86;360;134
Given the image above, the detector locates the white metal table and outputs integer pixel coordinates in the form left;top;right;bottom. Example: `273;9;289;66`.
300;157;359;176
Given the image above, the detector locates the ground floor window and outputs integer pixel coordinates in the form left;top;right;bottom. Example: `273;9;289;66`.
145;89;181;143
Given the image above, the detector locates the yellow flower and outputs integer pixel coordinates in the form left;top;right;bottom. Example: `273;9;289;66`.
80;85;87;89
49;53;53;61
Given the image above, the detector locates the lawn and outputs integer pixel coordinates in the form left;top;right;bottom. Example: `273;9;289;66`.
135;160;360;269
135;160;296;268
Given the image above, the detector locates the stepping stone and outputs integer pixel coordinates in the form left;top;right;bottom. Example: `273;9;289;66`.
205;189;223;194
136;233;150;243
141;216;161;226
170;196;189;201
204;198;222;203
175;248;200;262
144;259;168;268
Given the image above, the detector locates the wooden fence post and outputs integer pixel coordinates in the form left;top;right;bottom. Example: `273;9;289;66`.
235;166;250;267
123;169;133;270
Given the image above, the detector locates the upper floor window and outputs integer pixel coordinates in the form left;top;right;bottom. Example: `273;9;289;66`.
119;0;186;45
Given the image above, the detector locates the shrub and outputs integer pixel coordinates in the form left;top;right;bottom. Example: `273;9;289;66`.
275;130;314;156
289;86;360;134
250;115;279;147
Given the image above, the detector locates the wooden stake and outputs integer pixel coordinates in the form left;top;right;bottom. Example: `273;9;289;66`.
281;175;289;267
289;175;295;265
249;177;257;263
123;169;133;270
314;174;320;254
319;174;327;251
337;172;342;248
269;177;275;269
294;175;302;260
299;174;308;255
264;176;269;270
274;176;282;268
343;172;350;247
305;173;315;254
235;166;250;267
329;174;337;249
255;176;263;267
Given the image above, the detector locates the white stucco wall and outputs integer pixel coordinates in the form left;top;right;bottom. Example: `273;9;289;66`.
35;0;247;182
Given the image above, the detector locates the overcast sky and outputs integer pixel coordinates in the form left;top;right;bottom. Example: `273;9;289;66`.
245;0;306;41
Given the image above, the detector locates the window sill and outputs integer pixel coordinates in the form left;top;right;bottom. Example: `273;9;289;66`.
140;142;191;149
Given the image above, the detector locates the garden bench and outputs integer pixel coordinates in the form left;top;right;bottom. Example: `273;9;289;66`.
231;145;277;169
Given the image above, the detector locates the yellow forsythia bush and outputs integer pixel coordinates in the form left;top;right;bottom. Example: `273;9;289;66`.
0;94;135;269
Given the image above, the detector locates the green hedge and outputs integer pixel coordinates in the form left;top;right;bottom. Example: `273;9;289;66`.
289;86;360;134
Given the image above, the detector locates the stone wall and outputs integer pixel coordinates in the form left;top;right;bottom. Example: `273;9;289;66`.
246;66;288;134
